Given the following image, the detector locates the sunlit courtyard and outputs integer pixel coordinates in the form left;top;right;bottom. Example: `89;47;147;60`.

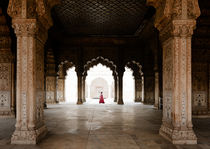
64;64;136;104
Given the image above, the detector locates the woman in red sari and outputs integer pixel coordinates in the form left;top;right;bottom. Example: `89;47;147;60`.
99;92;105;104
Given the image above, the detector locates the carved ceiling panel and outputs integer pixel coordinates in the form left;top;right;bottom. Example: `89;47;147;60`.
52;0;147;36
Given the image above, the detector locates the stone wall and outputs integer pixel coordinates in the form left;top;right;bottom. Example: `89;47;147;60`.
192;62;210;115
144;75;155;104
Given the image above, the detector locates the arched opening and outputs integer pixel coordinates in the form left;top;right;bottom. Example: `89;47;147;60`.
86;63;114;104
65;67;78;103
123;67;135;103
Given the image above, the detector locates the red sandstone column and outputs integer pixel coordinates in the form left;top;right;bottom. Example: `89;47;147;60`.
117;69;124;105
135;77;142;102
114;75;118;102
147;0;200;144
11;19;47;144
77;72;83;104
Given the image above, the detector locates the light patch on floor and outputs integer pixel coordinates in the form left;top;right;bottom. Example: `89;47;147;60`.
0;103;210;149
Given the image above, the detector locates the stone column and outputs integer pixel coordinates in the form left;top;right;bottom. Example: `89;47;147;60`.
154;71;159;108
0;9;15;117
147;0;200;144
77;72;83;104
135;77;142;102
117;70;124;105
46;76;57;104
142;76;144;102
10;19;48;144
82;76;86;102
45;49;57;104
209;64;210;112
144;74;155;104
57;77;65;102
7;0;59;144
114;76;118;102
159;20;198;144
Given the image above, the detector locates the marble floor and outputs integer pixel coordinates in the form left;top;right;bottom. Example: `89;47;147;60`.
1;99;210;149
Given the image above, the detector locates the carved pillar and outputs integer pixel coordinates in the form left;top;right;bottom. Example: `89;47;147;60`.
209;64;210;112
56;64;65;102
117;70;124;105
135;77;142;102
154;71;159;108
0;9;15;117
7;0;59;144
45;49;57;104
144;73;155;104
82;76;86;102
114;76;118;102
57;77;65;102
142;76;144;102
10;19;48;144
46;76;57;104
147;0;200;144
77;72;83;104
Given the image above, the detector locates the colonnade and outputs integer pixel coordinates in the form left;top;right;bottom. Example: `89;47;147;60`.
0;0;203;145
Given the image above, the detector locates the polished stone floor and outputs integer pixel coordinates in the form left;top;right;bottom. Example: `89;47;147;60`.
1;99;210;149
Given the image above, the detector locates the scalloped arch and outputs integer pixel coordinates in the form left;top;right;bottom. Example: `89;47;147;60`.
83;56;117;77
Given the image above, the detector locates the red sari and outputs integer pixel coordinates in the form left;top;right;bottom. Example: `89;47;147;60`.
99;94;105;104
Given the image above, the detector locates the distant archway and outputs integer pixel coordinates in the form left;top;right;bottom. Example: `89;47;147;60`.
90;77;109;99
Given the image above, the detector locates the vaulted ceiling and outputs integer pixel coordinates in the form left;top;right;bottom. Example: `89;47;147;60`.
51;0;154;36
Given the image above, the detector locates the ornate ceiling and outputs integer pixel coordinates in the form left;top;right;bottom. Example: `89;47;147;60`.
52;0;149;36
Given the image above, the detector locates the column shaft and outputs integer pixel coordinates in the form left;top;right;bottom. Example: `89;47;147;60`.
82;76;86;102
154;72;159;108
117;74;124;105
159;20;197;144
77;74;83;104
46;76;57;104
57;77;65;102
114;78;118;102
135;78;142;102
11;19;47;144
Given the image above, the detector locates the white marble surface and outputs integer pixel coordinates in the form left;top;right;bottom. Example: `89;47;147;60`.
0;101;210;149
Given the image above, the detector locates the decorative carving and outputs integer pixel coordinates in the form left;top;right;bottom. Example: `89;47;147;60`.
46;76;56;104
0;10;14;117
7;0;22;18
57;78;65;102
192;63;208;115
12;19;38;36
146;0;201;144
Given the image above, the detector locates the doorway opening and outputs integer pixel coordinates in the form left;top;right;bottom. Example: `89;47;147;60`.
123;67;135;103
86;63;114;104
65;67;78;103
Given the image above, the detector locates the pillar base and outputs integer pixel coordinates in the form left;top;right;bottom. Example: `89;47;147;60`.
159;123;197;144
11;125;47;144
114;98;117;102
135;98;141;102
46;101;57;104
77;99;83;105
117;100;124;105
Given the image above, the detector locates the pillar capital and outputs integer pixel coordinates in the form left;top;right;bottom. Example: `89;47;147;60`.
147;0;200;31
159;19;197;42
12;19;38;36
7;0;60;21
